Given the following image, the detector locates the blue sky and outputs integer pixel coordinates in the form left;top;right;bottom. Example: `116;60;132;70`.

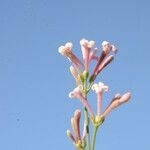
0;0;150;150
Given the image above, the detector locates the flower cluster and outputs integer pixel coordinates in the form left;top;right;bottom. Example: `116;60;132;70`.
58;38;131;150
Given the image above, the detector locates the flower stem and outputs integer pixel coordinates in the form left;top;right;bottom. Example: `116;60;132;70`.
84;107;90;150
91;126;98;150
83;80;90;150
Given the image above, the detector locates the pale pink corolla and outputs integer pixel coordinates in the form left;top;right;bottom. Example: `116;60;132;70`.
69;85;95;121
102;41;117;54
92;82;109;115
58;42;84;74
80;38;95;71
68;85;83;98
102;92;131;117
89;41;117;82
73;109;81;140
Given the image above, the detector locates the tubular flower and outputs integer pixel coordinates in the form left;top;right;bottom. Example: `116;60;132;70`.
102;41;117;54
67;110;86;150
80;38;95;72
89;41;117;82
58;42;84;74
69;85;95;121
102;92;131;117
92;82;109;115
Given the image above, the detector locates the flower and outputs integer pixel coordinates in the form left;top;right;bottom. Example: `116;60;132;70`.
102;41;117;54
67;110;86;149
80;38;95;71
68;85;83;98
92;82;109;115
102;92;131;117
58;42;73;56
69;85;95;121
92;82;109;93
58;42;84;74
89;41;117;82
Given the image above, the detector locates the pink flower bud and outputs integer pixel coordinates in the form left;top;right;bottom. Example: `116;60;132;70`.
73;109;81;140
102;92;131;117
119;92;131;104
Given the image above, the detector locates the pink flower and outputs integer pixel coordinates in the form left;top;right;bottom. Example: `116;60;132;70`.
58;42;84;74
102;41;117;54
89;41;117;82
80;38;95;72
69;85;95;121
92;82;109;115
102;92;131;117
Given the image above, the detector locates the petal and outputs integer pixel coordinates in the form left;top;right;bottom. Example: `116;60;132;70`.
65;42;73;49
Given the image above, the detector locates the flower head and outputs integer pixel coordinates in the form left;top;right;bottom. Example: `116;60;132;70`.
89;41;117;82
80;38;95;49
69;85;83;98
92;82;109;94
102;41;117;54
58;42;73;56
58;42;84;74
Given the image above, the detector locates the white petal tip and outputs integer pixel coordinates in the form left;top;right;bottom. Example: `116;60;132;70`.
58;46;65;54
69;92;74;98
111;45;118;53
65;42;73;49
102;41;110;46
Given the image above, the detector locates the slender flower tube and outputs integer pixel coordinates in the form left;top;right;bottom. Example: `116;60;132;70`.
69;85;95;121
96;55;114;75
70;66;80;85
89;41;117;82
73;109;81;140
102;92;131;117
89;47;99;61
92;82;109;115
80;38;95;72
58;42;84;74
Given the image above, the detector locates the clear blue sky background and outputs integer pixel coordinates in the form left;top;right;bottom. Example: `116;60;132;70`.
0;0;150;150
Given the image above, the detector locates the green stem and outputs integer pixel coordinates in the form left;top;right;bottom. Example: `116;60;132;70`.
83;80;90;150
84;107;90;150
91;126;98;150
